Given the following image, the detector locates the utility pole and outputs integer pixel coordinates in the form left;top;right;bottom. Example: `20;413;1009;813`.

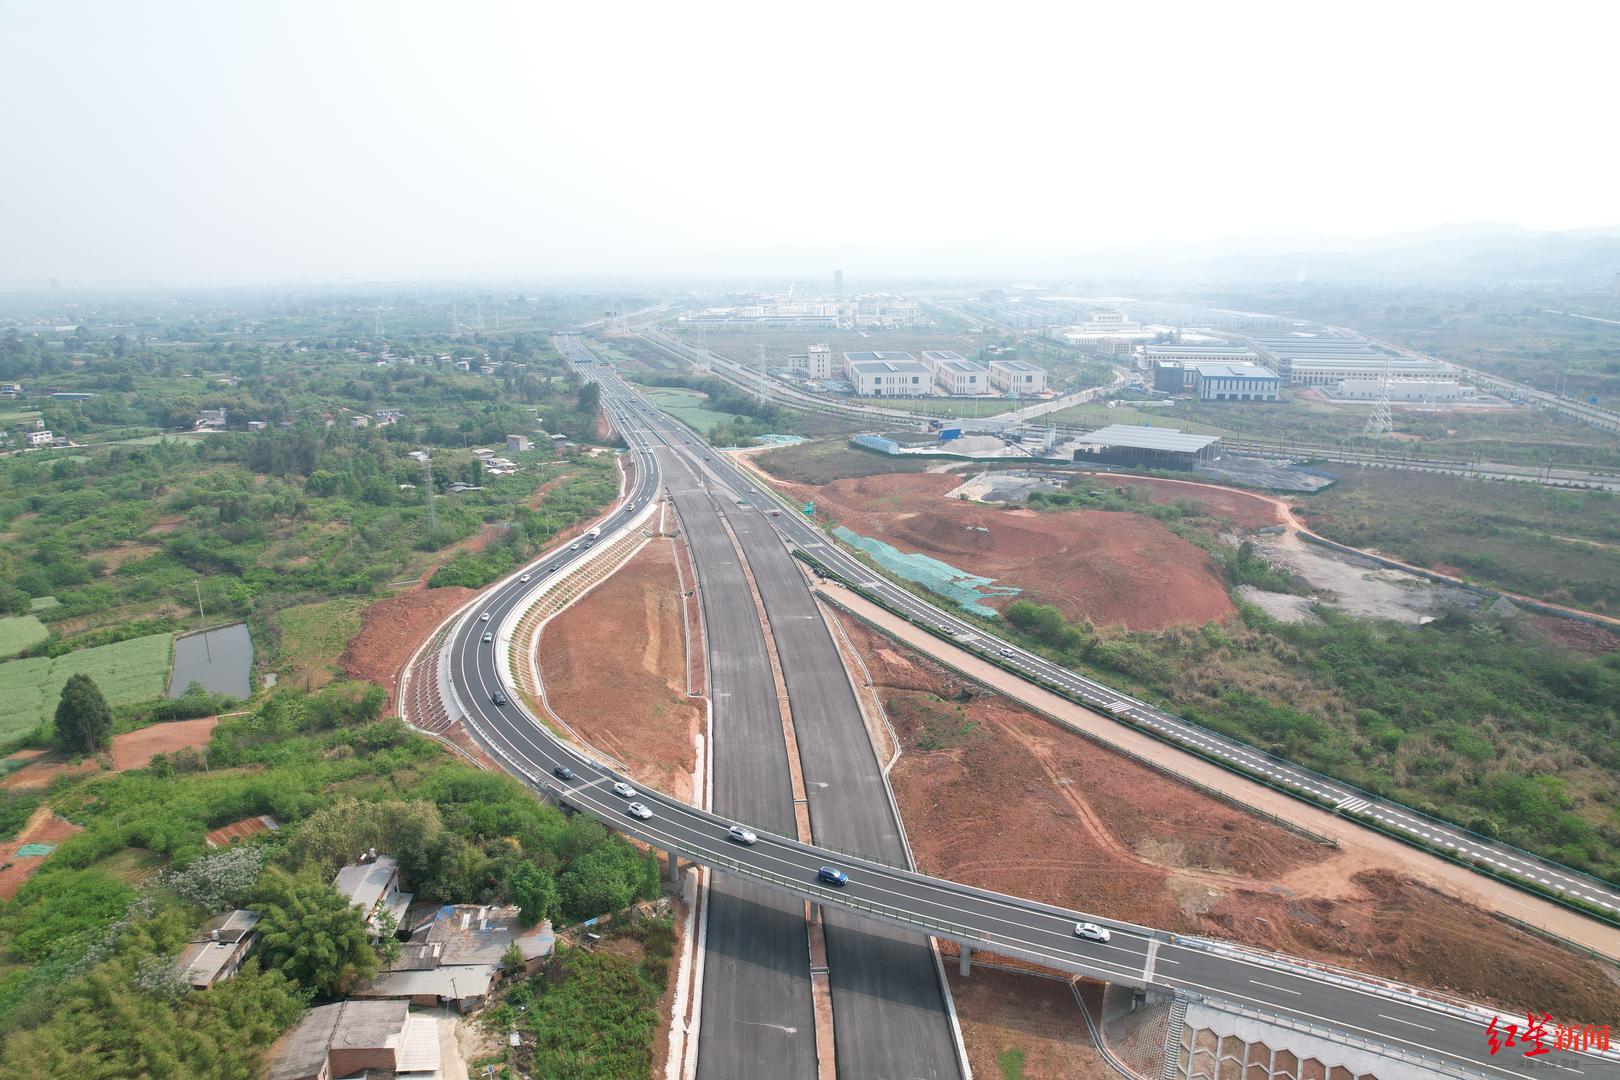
195;581;211;661
1364;356;1394;435
422;451;436;535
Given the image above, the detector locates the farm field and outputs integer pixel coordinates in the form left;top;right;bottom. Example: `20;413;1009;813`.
0;632;172;745
0;616;48;659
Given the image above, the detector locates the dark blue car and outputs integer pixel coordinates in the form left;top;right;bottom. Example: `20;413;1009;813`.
817;866;848;887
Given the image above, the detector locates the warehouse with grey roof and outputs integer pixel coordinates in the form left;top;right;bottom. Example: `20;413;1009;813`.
1071;424;1222;469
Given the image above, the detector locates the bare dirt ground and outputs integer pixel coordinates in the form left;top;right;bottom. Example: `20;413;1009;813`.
841;614;1620;1023
1531;614;1620;655
342;585;477;713
756;468;1233;631
1255;531;1477;624
204;814;277;848
538;540;701;802
109;715;219;770
1;755;99;790
0;805;84;900
3;717;220;790
943;967;1115;1080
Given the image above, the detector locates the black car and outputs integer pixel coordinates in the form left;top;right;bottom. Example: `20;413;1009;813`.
553;765;575;781
491;690;508;706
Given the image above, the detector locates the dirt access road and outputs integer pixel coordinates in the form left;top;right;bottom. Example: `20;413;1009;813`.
821;580;1620;966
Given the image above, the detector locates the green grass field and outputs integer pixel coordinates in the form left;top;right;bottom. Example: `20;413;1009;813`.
1045;400;1223;432
0;632;173;745
638;386;749;434
1298;467;1620;614
28;597;59;613
0;616;49;659
274;597;366;689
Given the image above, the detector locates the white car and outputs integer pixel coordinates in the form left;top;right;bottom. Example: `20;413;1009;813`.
627;802;652;820
612;782;637;799
482;632;493;643
480;612;492;622
520;573;532;582
727;825;758;846
1074;922;1111;943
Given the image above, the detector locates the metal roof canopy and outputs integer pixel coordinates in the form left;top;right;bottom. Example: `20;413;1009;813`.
1074;424;1221;453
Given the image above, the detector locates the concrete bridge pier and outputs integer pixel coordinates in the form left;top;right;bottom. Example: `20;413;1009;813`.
666;849;678;883
958;944;971;977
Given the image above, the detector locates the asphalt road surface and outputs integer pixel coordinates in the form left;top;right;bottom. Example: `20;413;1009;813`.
717;483;961;1079
666;455;818;1080
428;337;1620;1080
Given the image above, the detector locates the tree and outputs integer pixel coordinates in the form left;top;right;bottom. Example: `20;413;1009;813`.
54;673;113;755
576;380;601;416
509;860;558;926
254;869;378;996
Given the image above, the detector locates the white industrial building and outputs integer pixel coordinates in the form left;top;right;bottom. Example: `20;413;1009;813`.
843;351;933;396
1143;344;1261;364
988;358;1048;395
789;343;836;379
1285;358;1456;387
921;351;991;395
1332;379;1474;402
1052;310;1161;353
1192;362;1280;401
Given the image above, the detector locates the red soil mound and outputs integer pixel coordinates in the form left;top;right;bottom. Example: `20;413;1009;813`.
784;472;1233;631
342;586;477;713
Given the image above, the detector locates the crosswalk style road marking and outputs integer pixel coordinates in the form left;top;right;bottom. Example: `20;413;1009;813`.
1336;796;1372;814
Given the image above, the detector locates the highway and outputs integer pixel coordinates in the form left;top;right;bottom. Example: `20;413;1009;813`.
711;471;959;1079
424;335;1620;1080
667;458;817;1077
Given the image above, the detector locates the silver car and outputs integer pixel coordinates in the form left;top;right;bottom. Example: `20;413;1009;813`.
627;802;652;820
612;782;637;799
727;825;758;846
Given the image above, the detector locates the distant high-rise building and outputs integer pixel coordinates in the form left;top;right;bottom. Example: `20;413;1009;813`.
834;269;843;298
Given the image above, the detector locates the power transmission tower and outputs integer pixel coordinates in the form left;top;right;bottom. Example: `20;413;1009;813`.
422;452;436;535
1364;357;1394;435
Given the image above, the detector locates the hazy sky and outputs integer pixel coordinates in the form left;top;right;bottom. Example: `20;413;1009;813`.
4;0;1617;285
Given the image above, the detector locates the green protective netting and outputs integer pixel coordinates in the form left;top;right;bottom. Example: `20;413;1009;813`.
833;527;1019;618
14;843;54;857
